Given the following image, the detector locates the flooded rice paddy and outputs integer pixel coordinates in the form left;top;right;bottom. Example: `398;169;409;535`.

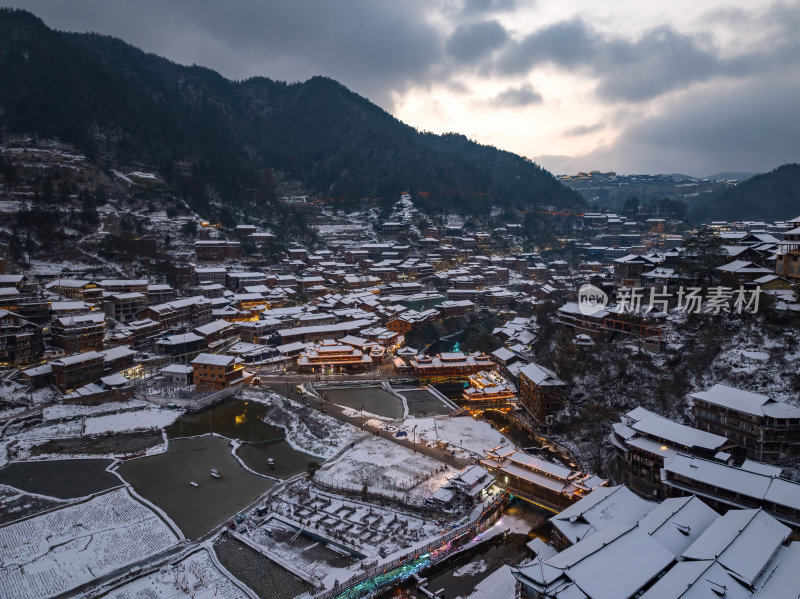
0;458;120;499
398;388;454;417
165;399;318;477
320;387;405;419
214;534;311;599
116;435;274;539
117;399;318;539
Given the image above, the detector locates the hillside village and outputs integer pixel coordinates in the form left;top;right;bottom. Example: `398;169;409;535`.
1;139;800;598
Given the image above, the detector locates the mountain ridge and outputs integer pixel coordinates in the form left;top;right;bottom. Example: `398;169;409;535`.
690;163;800;223
0;7;583;217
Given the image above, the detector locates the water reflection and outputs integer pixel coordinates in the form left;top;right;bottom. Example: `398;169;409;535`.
165;399;317;478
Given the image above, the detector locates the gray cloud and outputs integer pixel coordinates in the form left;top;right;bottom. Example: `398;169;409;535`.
537;74;800;176
446;20;509;64
497;18;597;74
494;17;772;102
460;0;518;16
493;83;543;107
564;123;605;137
6;0;444;109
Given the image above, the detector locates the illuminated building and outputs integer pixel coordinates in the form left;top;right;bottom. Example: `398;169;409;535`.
191;353;250;392
461;371;517;413
482;448;606;512
297;339;373;373
407;351;494;379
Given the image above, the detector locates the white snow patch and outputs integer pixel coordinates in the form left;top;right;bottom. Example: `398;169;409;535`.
0;487;180;599
315;436;452;504
403;416;511;459
83;407;182;435
99;548;250;599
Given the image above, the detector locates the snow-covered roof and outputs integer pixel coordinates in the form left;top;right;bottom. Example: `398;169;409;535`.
194;319;233;336
517;525;675;599
558;301;609;319
99;345;136;361
626;408;727;450
716;260;771;273
99;279;147;286
158;332;203;345
551;486;655;546
691;384;800;418
191;353;235;366
491;347;516;361
664;454;800;512
682;508;790;586
55;312;105;326
52;351;104;366
519;362;564;386
637;495;719;556
161;364;194;374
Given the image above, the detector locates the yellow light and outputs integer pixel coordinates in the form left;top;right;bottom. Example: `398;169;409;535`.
660;445;668;451
234;414;246;425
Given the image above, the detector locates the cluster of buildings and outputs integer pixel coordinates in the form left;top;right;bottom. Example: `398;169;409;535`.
0;201;797;457
611;384;800;529
513;484;800;599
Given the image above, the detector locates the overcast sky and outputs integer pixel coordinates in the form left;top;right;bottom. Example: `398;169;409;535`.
9;0;800;176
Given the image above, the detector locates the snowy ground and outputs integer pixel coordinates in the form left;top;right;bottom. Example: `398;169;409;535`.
82;407;182;435
0;483;70;525
458;565;516;599
452;559;488;577
100;547;251;599
0;487;180;599
314;436;452;504
242;389;359;459
702;333;800;404
41;400;158;421
1;401;180;466
257;479;447;588
402;416;511;459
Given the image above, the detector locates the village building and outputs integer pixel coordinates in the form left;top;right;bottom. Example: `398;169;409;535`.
45;279;104;303
194;239;241;261
716;260;773;287
98;279;148;294
427;464;495;513
517;362;566;423
692;383;800;461
611;407;730;498
141;296;212;330
461;371;517;413
662;453;800;530
0;308;43;366
50;351;105;392
145;284;176;305
51;312;106;354
513;501;799;599
155;332;207;364
103;292;147;323
191;352;250;392
775;223;800;283
296;339;373;373
482;448;606;512
407;351;495;379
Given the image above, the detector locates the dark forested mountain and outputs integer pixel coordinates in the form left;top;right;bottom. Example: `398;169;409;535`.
690;164;800;223
0;8;582;216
